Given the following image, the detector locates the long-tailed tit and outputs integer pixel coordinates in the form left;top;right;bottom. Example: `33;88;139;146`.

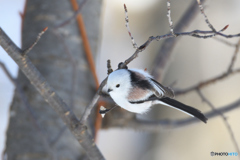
105;68;207;123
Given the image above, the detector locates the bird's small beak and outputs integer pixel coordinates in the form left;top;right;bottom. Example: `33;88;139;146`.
107;88;113;93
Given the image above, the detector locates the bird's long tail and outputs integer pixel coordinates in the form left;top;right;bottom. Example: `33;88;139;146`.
157;97;207;123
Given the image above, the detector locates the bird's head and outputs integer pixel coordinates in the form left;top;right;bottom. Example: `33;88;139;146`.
107;69;131;97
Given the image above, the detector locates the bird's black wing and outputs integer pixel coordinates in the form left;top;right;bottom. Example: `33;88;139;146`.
129;95;207;123
128;70;174;98
150;78;175;98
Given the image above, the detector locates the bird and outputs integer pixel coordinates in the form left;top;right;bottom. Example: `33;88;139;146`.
105;68;207;123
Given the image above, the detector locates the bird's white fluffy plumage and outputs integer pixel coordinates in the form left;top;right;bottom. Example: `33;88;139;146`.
107;69;151;113
106;68;207;123
107;69;166;114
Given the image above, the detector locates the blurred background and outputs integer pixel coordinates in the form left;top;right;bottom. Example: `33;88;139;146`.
1;0;240;160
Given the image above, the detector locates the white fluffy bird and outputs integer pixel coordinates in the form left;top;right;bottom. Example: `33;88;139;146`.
105;68;207;123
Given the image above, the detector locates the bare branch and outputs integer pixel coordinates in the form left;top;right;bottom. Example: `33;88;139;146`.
175;68;240;95
23;27;48;55
197;0;216;32
175;38;240;96
0;28;105;160
122;26;235;68
105;97;240;131
227;39;240;72
124;4;138;48
152;0;206;80
167;1;176;36
197;90;240;156
80;78;107;123
55;0;88;28
0;61;15;83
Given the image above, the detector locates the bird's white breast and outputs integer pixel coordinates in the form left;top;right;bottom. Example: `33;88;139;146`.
110;92;152;114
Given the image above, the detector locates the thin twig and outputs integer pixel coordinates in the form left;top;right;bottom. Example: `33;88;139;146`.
23;27;48;55
122;26;232;68
80;78;107;123
197;0;216;32
124;4;138;49
197;90;240;157
55;0;88;28
0;61;15;83
0;27;105;160
152;0;206;81
167;0;176;36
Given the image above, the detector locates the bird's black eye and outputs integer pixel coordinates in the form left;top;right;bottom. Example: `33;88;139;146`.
116;84;120;88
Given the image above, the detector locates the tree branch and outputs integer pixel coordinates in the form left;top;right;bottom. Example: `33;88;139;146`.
23;27;48;55
152;0;206;80
197;0;216;32
0;28;105;160
197;90;240;155
174;68;240;95
174;38;240;95
54;0;88;28
105;96;240;131
167;0;176;36
85;2;240;124
124;4;138;49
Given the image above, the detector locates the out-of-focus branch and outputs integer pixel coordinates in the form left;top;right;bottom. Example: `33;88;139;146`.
0;28;105;160
174;68;240;95
0;61;15;83
105;97;240;131
54;0;88;28
197;90;240;156
174;39;240;95
214;37;236;47
228;39;240;72
152;0;206;80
